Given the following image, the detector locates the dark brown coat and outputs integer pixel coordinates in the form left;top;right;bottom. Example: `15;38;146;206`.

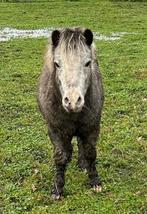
37;28;104;199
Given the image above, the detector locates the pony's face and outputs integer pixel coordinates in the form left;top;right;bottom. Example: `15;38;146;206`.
52;29;93;113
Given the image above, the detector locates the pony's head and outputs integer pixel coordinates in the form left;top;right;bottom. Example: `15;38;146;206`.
51;28;94;113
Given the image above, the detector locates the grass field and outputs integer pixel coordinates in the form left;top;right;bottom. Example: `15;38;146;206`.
0;1;147;213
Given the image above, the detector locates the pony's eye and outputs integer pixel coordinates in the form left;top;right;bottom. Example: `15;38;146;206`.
54;62;60;68
85;61;91;67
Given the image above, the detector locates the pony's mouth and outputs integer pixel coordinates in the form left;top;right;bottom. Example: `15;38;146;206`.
63;105;83;113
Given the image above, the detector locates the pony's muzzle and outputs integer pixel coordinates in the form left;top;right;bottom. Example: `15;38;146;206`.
62;92;84;113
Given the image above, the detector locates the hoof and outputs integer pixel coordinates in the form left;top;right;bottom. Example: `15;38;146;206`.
51;184;62;200
51;193;61;200
92;185;102;193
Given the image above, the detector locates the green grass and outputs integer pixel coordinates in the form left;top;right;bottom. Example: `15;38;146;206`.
0;1;147;213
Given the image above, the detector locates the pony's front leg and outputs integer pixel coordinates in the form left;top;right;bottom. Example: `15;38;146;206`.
82;133;102;192
49;130;72;200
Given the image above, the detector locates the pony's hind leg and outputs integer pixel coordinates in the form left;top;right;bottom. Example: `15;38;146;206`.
77;136;88;171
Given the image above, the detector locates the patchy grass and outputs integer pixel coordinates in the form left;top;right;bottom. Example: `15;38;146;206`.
0;1;147;213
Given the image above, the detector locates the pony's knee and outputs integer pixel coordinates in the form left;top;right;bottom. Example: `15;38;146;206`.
54;146;72;165
54;147;67;165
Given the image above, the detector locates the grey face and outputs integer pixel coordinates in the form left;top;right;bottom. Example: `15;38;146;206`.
54;47;92;113
52;28;93;113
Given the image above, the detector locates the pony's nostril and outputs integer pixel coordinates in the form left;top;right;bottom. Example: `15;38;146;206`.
64;97;68;103
77;96;82;105
64;97;70;105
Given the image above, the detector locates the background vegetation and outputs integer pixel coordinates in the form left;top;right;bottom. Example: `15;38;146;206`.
0;0;147;213
0;0;147;3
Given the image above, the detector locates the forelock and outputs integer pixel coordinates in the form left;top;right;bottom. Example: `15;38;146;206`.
58;28;88;53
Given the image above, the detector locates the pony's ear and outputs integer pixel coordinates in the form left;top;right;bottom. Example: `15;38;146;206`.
83;29;93;46
51;30;60;47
